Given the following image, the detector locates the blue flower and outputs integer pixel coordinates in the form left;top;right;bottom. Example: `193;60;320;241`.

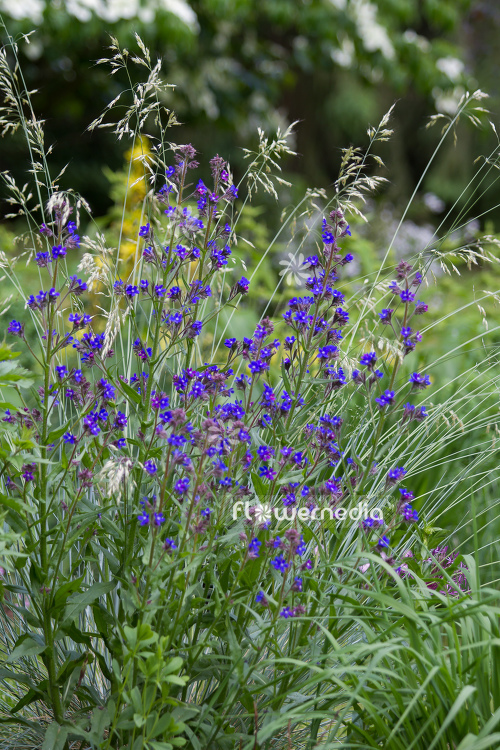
400;290;415;303
154;512;165;526
8;321;23;337
360;352;377;369
186;321;202;338
259;465;277;480
402;503;419;522
68;276;87;295
174;477;190;495
271;555;289;572
409;372;431;390
377;535;390;548
51;244;67;259
248;538;262;558
375;390;395;409
35;251;51;267
236;277;249;294
257;445;274;461
387;467;406;485
144;460;157;475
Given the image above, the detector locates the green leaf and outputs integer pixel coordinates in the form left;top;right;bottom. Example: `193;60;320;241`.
7;634;46;662
52;575;85;612
11;685;46;714
119;379;142;406
88;704;111;743
250;471;268;502
41;722;69;750
63;580;116;623
0;491;35;516
0;359;34;389
47;424;72;443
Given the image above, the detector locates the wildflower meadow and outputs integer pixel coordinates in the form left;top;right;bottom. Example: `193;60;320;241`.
1;25;500;750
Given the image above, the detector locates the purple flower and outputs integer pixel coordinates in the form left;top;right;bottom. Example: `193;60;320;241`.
318;345;338;361
22;463;36;482
409;373;431;390
387;467;407;485
257;445;275;461
83;415;100;436
144;460;157;475
68;276;87;295
256;591;267;605
8;321;24;337
236;277;249;294
99;378;116;401
138;511;150;526
175;477;190;495
377;535;390;548
186;321;202;338
402;503;419;522
400;290;415;303
375;390;395;408
360;352;377;370
379;308;393;324
69;313;91;329
167;286;181;300
125;285;139;299
248;538;262;558
51;245;67;259
35;251;51;267
399;487;414;501
259;465;277;481
271;555;289;572
63;432;77;444
248;359;269;375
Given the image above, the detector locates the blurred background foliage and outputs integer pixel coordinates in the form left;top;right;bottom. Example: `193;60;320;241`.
1;0;499;214
1;0;500;573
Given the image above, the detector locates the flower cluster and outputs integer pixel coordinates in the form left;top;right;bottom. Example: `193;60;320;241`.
5;154;436;627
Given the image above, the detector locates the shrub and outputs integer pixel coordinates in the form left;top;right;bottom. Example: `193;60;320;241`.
1;32;500;750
